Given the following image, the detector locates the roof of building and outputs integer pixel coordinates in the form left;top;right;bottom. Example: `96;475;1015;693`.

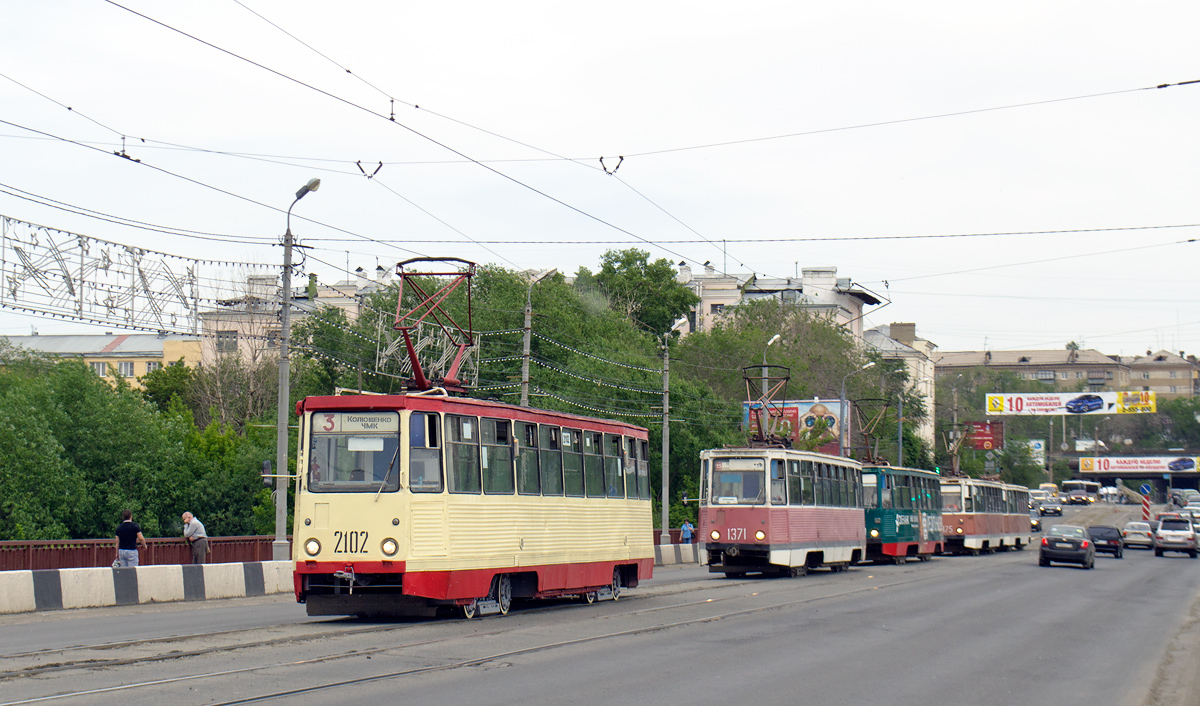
1126;350;1196;367
864;328;920;354
2;333;200;357
935;349;1120;367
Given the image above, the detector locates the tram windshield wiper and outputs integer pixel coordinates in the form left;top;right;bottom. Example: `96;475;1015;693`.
374;444;402;502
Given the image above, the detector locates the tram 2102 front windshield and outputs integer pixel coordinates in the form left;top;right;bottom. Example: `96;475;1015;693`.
710;457;766;505
309;412;401;493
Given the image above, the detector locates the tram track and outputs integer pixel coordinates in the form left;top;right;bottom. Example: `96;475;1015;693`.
0;552;1023;705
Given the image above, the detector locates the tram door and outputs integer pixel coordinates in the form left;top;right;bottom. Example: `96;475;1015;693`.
407;411;448;557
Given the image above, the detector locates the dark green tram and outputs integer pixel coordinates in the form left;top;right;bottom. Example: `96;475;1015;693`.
861;465;944;563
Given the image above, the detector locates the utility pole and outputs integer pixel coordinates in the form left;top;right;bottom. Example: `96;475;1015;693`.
660;334;671;544
951;384;960;474
897;392;904;467
520;287;532;407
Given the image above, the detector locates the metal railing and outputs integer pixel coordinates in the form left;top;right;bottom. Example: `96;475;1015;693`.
0;536;287;571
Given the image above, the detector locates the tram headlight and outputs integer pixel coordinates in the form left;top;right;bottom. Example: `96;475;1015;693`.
304;538;321;556
381;538;399;557
955;527;964;535
870;529;879;538
755;530;766;541
710;529;720;541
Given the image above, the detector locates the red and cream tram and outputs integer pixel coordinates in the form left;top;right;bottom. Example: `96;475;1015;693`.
700;448;866;577
940;477;1033;555
292;391;654;617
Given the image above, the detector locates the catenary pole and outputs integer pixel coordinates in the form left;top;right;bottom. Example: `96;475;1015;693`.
661;334;671;544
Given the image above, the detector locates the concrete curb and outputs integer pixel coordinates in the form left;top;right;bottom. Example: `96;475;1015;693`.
0;561;294;615
655;543;704;566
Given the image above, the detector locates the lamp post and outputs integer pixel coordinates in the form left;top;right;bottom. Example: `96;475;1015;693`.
762;333;781;397
839;361;875;457
273;178;320;561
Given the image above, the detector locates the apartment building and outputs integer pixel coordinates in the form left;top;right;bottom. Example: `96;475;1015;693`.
1125;350;1200;398
864;323;937;446
934;348;1131;392
2;332;201;389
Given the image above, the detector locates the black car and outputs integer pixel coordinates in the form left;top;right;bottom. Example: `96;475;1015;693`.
1039;525;1095;569
1087;525;1123;558
1039;500;1063;516
1030;511;1042;532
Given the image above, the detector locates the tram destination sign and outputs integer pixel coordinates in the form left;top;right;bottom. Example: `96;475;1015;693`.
985;391;1156;416
1080;456;1198;473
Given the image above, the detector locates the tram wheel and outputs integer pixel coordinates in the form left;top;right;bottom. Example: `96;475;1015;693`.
788;565;807;578
461;599;479;620
724;571;746;579
611;567;622;601
495;575;513;616
892;555;906;566
583;591;597;604
917;554;931;562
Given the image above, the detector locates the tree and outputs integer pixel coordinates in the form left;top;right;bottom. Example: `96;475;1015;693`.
139;359;194;412
588;249;699;335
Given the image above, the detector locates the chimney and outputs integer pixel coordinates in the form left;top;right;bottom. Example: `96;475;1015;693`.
376;265;390;285
677;261;692;283
703;261;715;276
891;323;916;346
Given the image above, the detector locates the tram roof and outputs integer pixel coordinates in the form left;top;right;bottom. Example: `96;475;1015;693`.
298;393;649;436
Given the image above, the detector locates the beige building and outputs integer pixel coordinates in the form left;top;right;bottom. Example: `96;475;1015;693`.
864;323;937;446
673;264;881;338
2;332;201;389
935;348;1131;392
1124;350;1200;398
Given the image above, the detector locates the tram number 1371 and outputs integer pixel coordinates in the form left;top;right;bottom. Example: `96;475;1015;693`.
726;527;746;541
333;530;369;554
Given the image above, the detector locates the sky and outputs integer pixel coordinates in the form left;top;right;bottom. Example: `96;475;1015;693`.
3;1;1200;356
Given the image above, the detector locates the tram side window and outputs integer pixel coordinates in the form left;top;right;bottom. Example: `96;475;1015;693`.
584;432;605;497
700;459;710;504
445;415;482;493
624;438;638;498
771;459;786;504
539;426;564;495
817;464;830;506
787;460;803;506
638;439;651;499
409;412;444;493
481;419;514;494
881;475;893;509
851;468;862;508
604;434;624;498
516;422;540;495
801;461;815;505
896;476;910;510
562;429;585;496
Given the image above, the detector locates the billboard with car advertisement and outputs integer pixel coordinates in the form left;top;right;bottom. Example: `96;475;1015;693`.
985;391;1156;416
1079;456;1198;473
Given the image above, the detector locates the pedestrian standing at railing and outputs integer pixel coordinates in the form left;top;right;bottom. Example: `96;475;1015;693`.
114;509;147;567
182;511;209;564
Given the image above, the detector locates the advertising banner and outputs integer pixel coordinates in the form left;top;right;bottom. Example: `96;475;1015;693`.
985;391;1156;416
967;421;1003;450
1079;456;1198;473
744;399;844;453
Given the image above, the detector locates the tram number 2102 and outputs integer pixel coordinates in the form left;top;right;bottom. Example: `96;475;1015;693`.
333;530;369;554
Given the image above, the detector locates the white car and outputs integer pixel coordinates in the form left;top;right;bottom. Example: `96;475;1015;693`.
1154;517;1198;558
1122;521;1154;549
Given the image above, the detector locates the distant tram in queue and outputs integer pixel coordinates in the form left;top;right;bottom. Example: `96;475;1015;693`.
861;465;944;563
700;448;866;577
940;477;1033;555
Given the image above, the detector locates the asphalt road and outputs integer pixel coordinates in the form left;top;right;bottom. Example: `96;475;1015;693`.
2;508;1197;706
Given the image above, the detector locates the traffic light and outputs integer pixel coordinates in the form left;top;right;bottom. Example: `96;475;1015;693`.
934;466;941;474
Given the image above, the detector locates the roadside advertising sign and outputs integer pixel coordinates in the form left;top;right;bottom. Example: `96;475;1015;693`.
744;399;845;455
1079;456;1199;473
985;391;1156;416
967;421;1002;450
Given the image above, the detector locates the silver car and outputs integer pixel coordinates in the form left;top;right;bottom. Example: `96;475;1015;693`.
1122;521;1154;549
1154;517;1198;558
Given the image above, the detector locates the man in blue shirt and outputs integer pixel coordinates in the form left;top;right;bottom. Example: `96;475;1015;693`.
681;520;694;544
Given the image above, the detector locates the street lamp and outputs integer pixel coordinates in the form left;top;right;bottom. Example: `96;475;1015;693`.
762;333;782;397
839;361;875;457
273;178;320;561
